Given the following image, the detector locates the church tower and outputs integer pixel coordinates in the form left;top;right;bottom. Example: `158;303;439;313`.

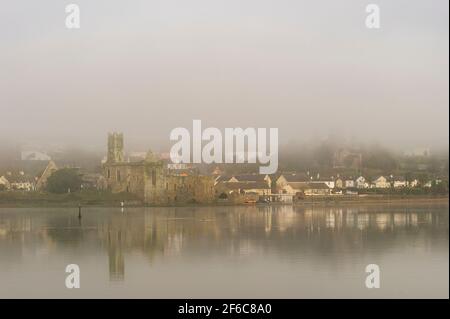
107;132;124;163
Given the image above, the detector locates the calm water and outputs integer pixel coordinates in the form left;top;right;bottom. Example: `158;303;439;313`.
0;202;448;298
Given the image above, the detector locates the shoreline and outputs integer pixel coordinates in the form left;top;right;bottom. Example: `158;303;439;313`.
291;196;449;208
0;194;447;209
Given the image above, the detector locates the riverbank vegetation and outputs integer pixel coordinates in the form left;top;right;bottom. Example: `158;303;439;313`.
0;189;447;208
0;190;141;207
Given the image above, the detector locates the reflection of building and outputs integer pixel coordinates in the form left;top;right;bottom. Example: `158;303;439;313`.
108;245;125;281
103;133;215;205
0;205;444;289
375;213;390;231
357;213;370;230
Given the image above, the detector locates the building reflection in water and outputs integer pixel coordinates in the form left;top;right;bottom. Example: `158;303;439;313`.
0;203;447;282
107;229;125;281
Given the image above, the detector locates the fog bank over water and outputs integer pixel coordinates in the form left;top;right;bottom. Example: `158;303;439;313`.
0;0;448;150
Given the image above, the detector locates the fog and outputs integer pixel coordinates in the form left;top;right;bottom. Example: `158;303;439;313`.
0;0;448;152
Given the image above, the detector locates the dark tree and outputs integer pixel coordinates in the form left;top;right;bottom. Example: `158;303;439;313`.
46;168;82;194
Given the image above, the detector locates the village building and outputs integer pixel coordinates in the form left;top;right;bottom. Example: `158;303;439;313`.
8;171;35;191
344;178;355;189
215;181;271;203
232;174;271;186
276;172;335;190
423;178;444;188
408;179;420;188
0;175;10;190
276;174;330;196
211;166;223;177
102;133;215;205
215;174;271;185
214;175;231;185
214;173;272;203
221;182;271;196
334;176;355;189
275;173;309;191
282;182;331;197
392;176;407;188
309;174;335;189
371;176;390;188
355;176;369;189
334;176;344;189
35;160;58;191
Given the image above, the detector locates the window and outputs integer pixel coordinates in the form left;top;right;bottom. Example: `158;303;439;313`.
117;170;121;182
107;169;110;178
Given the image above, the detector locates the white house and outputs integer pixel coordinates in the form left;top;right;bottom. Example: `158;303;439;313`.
281;182;331;196
424;179;443;188
408;179;419;187
344;178;355;188
393;176;407;188
0;176;10;190
372;176;390;188
335;176;356;189
355;176;369;189
309;174;335;189
9;171;35;191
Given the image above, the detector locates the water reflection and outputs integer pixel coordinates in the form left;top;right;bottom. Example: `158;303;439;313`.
0;204;447;284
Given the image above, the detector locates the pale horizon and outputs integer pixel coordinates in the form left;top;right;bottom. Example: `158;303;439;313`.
1;0;448;151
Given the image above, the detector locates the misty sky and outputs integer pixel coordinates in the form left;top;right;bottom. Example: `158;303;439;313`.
0;0;448;151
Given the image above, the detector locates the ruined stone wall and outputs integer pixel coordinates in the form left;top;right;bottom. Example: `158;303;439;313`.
103;163;146;199
143;170;215;205
165;175;215;204
143;162;170;204
103;160;215;205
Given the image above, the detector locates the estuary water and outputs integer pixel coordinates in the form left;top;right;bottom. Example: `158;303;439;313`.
0;202;448;298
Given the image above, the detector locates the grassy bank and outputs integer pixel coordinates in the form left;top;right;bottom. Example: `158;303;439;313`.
0;190;448;208
0;190;142;207
291;194;449;207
